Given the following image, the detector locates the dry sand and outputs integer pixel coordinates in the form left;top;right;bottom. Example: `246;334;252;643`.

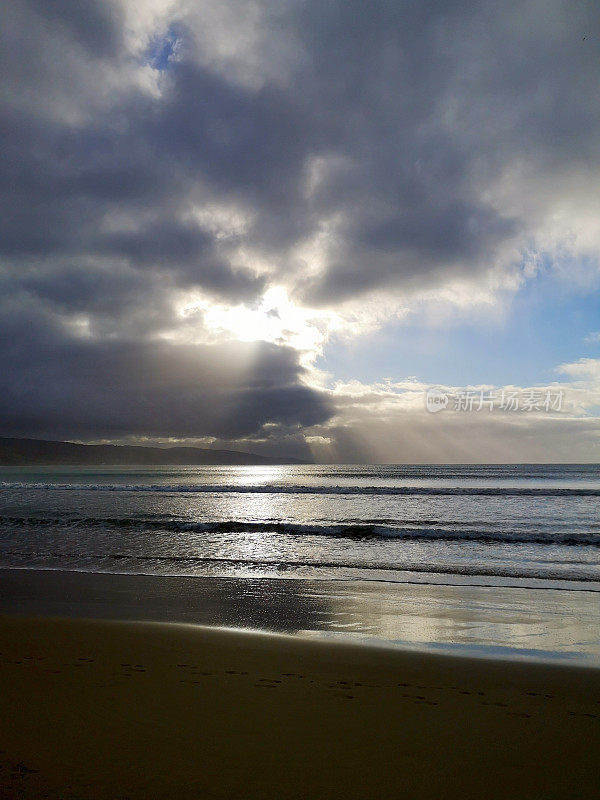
1;614;599;799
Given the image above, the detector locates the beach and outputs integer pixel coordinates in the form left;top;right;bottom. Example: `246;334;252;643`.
1;464;599;797
1;613;599;799
4;0;600;791
2;568;600;658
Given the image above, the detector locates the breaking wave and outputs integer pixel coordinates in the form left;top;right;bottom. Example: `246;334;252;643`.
1;515;598;546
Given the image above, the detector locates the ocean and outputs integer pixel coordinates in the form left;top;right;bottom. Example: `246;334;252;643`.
1;463;599;589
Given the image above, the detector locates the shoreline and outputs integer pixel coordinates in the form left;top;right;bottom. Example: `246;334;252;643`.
1;614;599;799
3;561;600;591
2;567;600;663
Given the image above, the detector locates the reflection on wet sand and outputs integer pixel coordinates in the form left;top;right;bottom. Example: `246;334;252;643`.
1;568;599;661
299;581;600;660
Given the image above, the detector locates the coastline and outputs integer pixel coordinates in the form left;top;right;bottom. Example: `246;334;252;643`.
2;567;600;662
1;613;599;799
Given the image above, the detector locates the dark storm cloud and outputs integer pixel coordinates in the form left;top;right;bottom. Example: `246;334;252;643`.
135;55;326;250
287;0;600;301
1;0;599;441
25;0;124;58
127;0;599;302
310;200;519;300
4;0;599;296
0;106;263;299
0;304;331;439
99;218;265;296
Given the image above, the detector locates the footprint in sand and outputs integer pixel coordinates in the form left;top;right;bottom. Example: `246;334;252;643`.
15;762;39;775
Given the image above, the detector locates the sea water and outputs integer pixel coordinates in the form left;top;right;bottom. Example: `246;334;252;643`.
1;463;599;589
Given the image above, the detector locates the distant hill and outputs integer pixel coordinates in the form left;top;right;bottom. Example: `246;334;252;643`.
0;438;309;466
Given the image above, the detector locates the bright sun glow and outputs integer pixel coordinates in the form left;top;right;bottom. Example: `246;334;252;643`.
182;287;339;362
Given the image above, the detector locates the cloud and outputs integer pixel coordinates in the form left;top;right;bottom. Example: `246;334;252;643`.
1;0;600;449
5;1;600;313
26;0;124;58
0;300;332;440
304;367;600;463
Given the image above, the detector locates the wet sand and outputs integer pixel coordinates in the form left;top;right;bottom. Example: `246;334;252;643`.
2;568;600;659
1;614;599;799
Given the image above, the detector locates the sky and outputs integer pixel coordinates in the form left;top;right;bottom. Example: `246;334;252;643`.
1;0;599;462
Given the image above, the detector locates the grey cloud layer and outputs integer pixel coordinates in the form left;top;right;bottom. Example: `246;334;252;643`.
1;0;599;442
0;299;330;439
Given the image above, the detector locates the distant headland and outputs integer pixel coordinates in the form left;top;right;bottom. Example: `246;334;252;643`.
0;438;310;466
